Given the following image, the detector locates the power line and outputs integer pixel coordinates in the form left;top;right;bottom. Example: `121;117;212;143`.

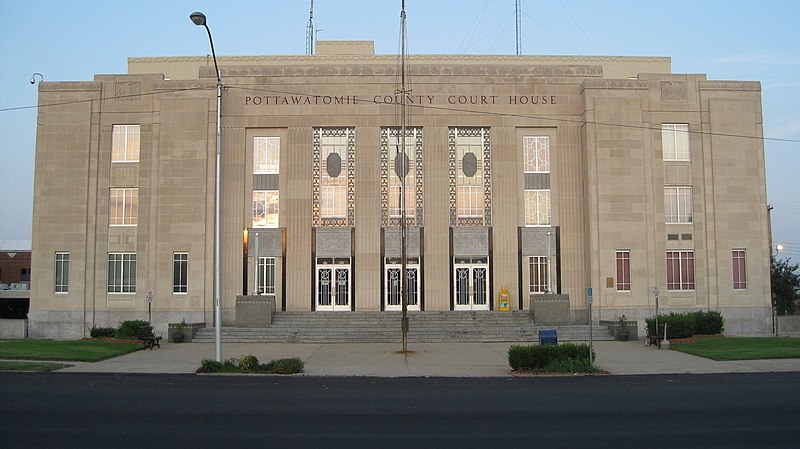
0;85;215;113
224;84;800;144
4;81;799;145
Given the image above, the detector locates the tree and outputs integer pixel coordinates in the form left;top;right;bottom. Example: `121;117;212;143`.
771;255;800;315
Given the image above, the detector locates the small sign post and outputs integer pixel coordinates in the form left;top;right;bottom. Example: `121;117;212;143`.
587;288;593;364
147;290;155;323
652;287;660;348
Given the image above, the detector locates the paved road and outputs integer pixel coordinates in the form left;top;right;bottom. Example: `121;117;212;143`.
2;372;799;448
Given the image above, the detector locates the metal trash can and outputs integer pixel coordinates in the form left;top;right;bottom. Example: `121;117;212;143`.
538;328;558;345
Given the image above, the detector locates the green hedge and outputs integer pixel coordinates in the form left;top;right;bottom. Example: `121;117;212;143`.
197;356;304;375
89;326;117;338
508;343;595;372
115;320;151;339
645;310;724;339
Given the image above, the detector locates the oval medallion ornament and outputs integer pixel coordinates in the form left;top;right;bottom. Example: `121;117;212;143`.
461;152;478;177
394;153;411;178
326;152;342;177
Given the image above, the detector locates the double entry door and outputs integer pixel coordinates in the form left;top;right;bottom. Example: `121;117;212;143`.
316;258;351;311
385;260;420;311
453;258;489;310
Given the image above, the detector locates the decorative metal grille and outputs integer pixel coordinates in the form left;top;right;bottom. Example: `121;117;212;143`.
449;127;491;227
313;128;355;227
380;127;423;227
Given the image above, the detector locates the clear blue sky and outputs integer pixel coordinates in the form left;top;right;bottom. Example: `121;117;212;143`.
1;0;799;257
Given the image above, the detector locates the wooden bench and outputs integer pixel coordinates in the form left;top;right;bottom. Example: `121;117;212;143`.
138;325;163;350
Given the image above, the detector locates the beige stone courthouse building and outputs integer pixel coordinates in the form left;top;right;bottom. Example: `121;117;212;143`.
29;40;771;338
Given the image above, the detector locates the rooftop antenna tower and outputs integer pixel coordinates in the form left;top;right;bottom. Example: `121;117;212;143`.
515;0;522;55
306;0;315;55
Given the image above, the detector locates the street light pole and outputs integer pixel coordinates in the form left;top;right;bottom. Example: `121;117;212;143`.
190;11;223;362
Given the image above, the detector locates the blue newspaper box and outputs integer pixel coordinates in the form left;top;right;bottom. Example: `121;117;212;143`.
538;329;558;345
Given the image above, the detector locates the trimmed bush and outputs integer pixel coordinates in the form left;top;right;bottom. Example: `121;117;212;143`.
689;310;724;335
197;358;240;374
546;358;598;374
508;343;594;372
238;355;260;373
263;357;304;374
115;320;151;339
645;310;725;339
89;326;117;338
196;356;304;374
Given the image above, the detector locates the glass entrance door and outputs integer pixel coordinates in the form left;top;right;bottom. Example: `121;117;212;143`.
316;258;350;311
453;258;489;310
385;259;420;311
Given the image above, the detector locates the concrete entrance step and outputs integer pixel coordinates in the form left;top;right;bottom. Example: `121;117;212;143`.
192;311;613;343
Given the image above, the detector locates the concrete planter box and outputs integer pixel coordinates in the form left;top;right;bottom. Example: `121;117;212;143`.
529;295;570;325
235;295;276;328
167;322;203;343
600;320;639;341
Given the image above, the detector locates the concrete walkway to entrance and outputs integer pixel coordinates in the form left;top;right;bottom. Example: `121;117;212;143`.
56;339;800;377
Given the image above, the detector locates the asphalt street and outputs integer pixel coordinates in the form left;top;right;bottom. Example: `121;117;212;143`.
2;372;799;449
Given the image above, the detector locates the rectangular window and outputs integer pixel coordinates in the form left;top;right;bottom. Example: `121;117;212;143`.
662;123;690;161
253;190;279;228
109;188;138;226
20;268;31;282
456;134;484;219
257;257;276;296
111;125;141;162
108;253;136;293
616;250;631;291
320;134;348;219
254;136;280;174
666;250;695;291
525;189;551;226
664;186;692;223
55;252;69;294
523;136;550;173
529;256;550;294
732;249;747;290
173;253;188;294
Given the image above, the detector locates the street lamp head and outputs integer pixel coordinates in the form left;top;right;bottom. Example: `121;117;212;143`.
190;11;207;26
776;243;784;253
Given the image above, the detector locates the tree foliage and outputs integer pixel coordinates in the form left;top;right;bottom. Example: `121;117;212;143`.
771;255;800;315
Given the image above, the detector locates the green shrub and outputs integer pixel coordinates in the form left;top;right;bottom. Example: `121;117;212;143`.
508;343;594;371
115;320;151;339
263;357;304;374
196;358;242;373
645;310;725;339
89;326;117;338
238;355;260;373
689;310;724;335
197;357;303;374
546;357;598;374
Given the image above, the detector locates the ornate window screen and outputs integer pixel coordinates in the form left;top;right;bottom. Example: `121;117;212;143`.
449;127;491;227
254;136;280;174
313;128;355;227
523;136;550;173
380;127;423;227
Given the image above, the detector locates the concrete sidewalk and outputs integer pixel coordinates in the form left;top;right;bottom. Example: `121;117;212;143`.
56;339;800;376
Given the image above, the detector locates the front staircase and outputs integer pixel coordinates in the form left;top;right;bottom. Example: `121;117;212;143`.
192;311;613;343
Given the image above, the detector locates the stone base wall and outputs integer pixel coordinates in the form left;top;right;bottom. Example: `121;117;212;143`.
28;309;206;339
589;306;773;337
0;319;28;339
776;315;800;337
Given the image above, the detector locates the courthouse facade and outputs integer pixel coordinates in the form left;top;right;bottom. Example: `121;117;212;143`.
29;41;771;337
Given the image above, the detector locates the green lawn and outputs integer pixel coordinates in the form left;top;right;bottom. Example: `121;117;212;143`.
672;337;800;361
0;360;73;372
0;339;141;362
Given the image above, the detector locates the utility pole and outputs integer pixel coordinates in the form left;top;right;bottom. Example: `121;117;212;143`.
515;0;522;55
306;0;314;55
